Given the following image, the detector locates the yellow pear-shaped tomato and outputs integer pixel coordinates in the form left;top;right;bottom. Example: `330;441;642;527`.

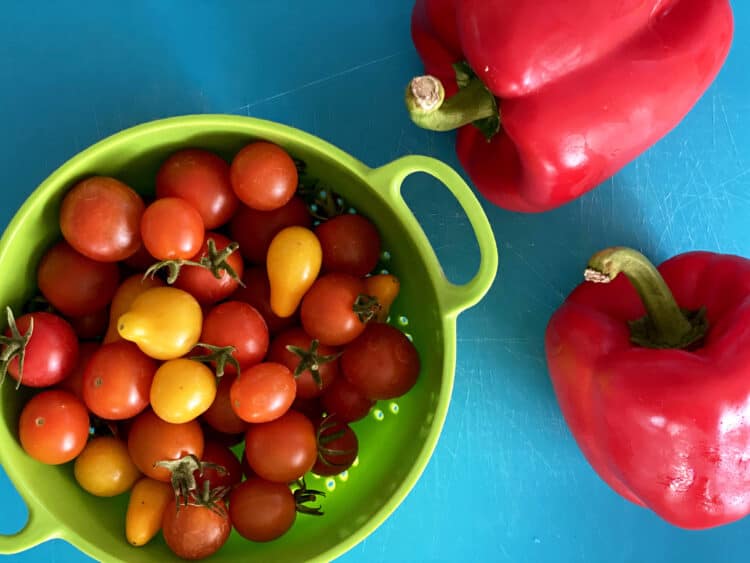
125;477;174;546
104;274;165;343
150;359;217;423
267;226;322;317
117;286;202;360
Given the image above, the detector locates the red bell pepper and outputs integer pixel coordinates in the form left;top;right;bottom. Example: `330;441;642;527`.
406;0;734;212
545;247;750;529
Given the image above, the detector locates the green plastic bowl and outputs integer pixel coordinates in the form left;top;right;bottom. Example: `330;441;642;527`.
0;115;497;562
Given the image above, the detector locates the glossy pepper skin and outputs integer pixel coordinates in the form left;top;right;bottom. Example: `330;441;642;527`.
407;0;734;212
545;247;750;529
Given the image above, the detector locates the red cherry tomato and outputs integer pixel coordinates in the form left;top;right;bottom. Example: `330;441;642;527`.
162;497;231;560
4;311;78;388
156;148;238;229
229;478;296;542
229;196;312;264
244;410;317;483
37;241;120;317
320;376;374;423
140;197;204;260
230;142;298;211
230;362;296;423
341;323;420;400
194;441;243;490
174;232;244;305
267;327;339;399
313;416;359;476
201;373;248;436
199;300;269;373
316;213;381;277
300;273;372;346
127;410;204;482
231;267;297;336
82;341;157;420
18;390;90;465
60;176;145;262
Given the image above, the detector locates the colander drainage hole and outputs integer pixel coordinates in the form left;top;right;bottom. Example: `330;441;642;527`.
373;409;385;421
389;402;399;415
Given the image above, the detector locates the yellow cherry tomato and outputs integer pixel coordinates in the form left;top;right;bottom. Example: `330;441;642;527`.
365;273;401;322
104;274;165;343
73;437;141;497
117;287;202;360
125;477;174;547
267;226;322;317
150;359;217;423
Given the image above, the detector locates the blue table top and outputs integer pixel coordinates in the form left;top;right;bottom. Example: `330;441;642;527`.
1;2;748;561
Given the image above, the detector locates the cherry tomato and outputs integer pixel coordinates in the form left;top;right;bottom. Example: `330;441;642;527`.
316;213;381;277
230;141;298;211
267;327;339;399
201;373;248;436
200;301;268;374
320;376;374;423
37;241;120;317
127;410;204;481
230;362;296;423
173;232;244;305
341;323;420;399
231;267;297;335
104;274;165;343
313;416;359;476
229;196;312;264
201;421;245;448
4;311;78;388
18;390;89;465
194;442;243;490
229;478;295;542
57;340;98;401
364;274;400;322
74;436;141;497
162;496;231;560
150;359;217;424
117;287;203;360
156;148;238;229
83;341;156;420
267;226;322;318
126;477;174;546
60;176;145;262
140;197;204;260
300;273;373;346
244;410;317;483
67;308;109;341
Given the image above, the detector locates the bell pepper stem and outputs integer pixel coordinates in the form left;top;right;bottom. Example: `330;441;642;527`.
584;247;707;349
405;75;498;132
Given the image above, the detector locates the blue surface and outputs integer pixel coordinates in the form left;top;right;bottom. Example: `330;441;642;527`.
1;1;749;562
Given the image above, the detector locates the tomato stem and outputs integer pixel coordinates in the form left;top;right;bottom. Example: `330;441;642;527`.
190;343;241;378
154;453;227;509
293;478;326;516
353;294;381;324
144;238;246;286
286;339;341;388
0;307;33;389
316;415;357;468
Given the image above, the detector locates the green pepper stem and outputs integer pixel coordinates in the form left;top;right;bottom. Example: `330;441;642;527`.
405;75;498;132
584;247;707;349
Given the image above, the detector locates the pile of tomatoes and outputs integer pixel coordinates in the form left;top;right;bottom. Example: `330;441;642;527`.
4;141;421;560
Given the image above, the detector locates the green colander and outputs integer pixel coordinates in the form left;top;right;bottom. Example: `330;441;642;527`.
0;114;497;562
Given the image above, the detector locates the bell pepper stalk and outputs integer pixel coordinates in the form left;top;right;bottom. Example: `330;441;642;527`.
545;246;750;529
406;0;734;212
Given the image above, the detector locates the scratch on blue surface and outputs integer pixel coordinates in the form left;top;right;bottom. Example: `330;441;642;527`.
233;51;409;113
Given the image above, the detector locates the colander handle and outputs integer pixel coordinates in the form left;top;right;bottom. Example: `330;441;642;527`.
367;155;498;317
0;501;59;554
